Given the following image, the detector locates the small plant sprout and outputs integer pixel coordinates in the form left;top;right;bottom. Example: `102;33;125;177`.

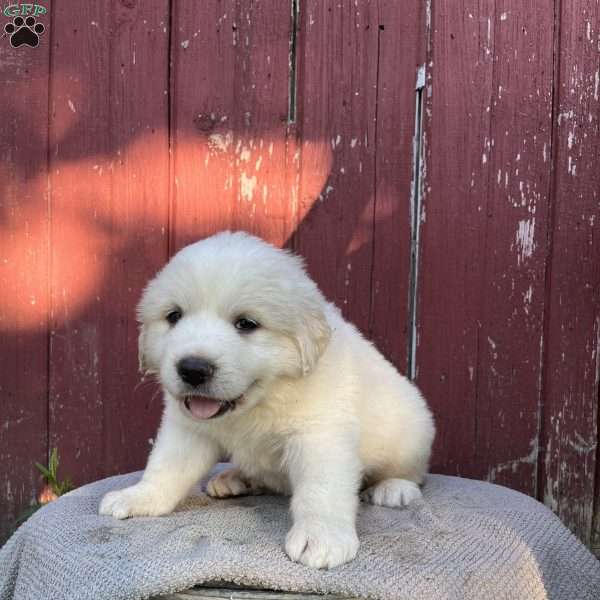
35;448;74;504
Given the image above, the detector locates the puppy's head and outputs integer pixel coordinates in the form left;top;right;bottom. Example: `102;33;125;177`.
138;231;330;421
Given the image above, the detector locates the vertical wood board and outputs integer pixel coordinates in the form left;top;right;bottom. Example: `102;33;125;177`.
541;0;600;546
48;1;170;484
368;0;424;372
0;0;52;539
170;0;292;252
417;1;555;496
293;0;379;334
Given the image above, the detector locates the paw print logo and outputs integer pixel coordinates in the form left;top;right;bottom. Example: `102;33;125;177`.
4;16;45;48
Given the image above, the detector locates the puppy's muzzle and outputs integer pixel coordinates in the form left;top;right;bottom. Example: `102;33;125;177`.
177;356;215;387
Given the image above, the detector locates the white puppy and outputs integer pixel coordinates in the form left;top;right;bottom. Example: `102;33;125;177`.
99;231;435;569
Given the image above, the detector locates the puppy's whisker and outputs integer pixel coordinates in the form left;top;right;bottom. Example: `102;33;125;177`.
146;386;162;408
133;377;158;394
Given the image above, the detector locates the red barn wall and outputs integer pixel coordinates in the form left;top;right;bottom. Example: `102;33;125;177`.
1;0;598;553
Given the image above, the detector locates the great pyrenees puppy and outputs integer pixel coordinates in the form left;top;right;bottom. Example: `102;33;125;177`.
99;231;435;569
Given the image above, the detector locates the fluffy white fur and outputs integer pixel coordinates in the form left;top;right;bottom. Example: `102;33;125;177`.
99;231;435;569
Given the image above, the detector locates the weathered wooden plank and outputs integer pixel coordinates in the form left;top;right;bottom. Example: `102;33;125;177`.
416;1;494;478
170;0;292;251
0;1;52;541
48;2;170;484
368;0;424;371
154;585;355;600
540;0;600;547
292;0;379;333
98;1;171;479
467;1;555;494
417;1;554;495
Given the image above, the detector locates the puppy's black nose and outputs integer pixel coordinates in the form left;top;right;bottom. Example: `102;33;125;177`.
177;357;215;387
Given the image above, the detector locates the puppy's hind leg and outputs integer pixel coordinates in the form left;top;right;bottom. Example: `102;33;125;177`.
360;478;422;508
206;466;264;499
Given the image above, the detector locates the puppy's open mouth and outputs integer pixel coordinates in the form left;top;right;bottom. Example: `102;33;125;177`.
182;395;239;420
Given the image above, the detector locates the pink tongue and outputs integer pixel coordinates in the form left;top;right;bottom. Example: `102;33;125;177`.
187;396;222;419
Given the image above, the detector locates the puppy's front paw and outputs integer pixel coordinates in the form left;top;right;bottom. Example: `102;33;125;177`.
361;478;422;508
206;467;253;498
99;483;175;519
285;518;359;569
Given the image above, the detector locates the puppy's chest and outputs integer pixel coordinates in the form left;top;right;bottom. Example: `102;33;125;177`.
226;434;282;471
218;429;290;491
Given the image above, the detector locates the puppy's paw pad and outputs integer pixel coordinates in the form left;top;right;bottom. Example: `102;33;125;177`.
206;468;251;498
361;478;422;508
285;519;359;569
98;484;171;519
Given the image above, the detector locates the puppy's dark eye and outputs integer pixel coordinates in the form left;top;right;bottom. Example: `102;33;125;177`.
166;309;182;325
234;317;259;332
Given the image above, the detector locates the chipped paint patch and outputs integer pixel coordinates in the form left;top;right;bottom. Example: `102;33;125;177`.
558;110;574;124
208;131;233;153
239;147;251;162
240;172;257;202
567;431;597;454
318;184;334;202
515;218;536;264
523;284;533;314
487;442;538;481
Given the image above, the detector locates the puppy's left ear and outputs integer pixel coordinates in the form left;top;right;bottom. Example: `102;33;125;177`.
296;308;331;375
137;324;151;376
